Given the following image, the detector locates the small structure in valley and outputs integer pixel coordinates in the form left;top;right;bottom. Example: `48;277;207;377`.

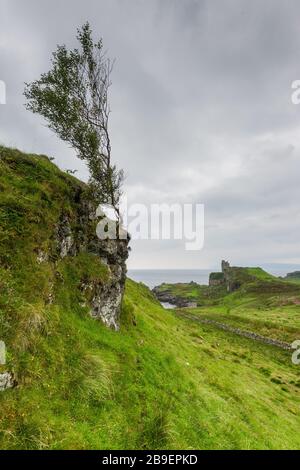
209;260;230;287
209;260;250;293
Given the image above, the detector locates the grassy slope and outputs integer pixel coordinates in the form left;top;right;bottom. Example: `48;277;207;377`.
156;282;227;305
185;275;300;344
155;267;300;343
1;277;300;450
1;147;300;449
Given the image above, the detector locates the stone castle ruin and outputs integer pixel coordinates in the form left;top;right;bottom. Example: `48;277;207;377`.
209;260;242;293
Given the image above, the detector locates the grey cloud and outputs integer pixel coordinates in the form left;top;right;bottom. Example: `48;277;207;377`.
1;0;300;268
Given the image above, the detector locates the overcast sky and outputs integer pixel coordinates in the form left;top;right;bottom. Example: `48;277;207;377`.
1;0;300;269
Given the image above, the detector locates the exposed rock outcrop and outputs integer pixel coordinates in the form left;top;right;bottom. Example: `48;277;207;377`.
86;239;129;330
0;372;15;391
56;213;76;259
152;285;198;308
54;193;129;330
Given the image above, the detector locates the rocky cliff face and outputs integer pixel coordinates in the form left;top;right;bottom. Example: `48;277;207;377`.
55;194;129;330
81;239;129;330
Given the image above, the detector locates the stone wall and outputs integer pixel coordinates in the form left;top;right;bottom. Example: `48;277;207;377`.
175;311;292;351
209;272;225;287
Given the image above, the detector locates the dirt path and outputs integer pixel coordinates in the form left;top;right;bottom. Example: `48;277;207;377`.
175;310;292;351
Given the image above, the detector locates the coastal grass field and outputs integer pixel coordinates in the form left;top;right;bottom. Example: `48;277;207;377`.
184;302;300;344
1;147;300;449
1;278;300;449
154;267;300;344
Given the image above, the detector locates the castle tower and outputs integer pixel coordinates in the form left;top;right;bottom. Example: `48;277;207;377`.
221;260;230;273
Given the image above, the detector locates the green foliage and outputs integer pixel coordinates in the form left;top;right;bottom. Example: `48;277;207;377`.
24;22;123;207
1;147;300;449
2;275;300;449
209;272;224;280
245;267;276;281
155;282;227;306
155;265;300;344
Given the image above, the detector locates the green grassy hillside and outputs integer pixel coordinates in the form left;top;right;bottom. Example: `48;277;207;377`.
1;147;300;450
1;275;300;449
154;266;300;343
